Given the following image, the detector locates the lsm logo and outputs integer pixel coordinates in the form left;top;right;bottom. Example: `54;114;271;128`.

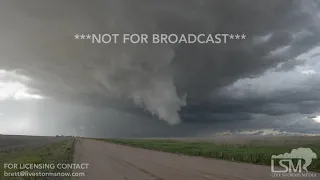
271;147;317;178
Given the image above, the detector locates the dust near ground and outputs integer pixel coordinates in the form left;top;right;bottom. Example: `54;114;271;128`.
72;138;319;180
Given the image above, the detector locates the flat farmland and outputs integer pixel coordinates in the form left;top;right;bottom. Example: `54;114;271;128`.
0;135;70;152
0;135;75;180
105;135;320;173
157;135;320;146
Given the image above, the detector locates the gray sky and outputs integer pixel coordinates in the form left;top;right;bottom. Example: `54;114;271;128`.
0;0;320;137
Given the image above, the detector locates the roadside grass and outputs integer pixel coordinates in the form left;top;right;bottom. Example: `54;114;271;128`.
0;139;75;180
105;139;320;172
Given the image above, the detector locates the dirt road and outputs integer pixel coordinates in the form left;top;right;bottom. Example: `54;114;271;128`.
72;139;319;180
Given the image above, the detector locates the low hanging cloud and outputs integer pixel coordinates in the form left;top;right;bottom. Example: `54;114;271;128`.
0;0;319;125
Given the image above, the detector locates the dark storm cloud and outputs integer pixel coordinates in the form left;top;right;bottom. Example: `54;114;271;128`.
0;0;320;134
275;59;306;72
192;67;320;130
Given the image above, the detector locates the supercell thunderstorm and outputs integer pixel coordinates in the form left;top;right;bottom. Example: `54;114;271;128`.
0;0;320;127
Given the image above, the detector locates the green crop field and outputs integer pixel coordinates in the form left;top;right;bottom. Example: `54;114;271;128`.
0;138;75;180
105;137;320;173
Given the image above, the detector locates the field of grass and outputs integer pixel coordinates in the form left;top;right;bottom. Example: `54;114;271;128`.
0;135;70;152
106;137;320;172
0;138;75;180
